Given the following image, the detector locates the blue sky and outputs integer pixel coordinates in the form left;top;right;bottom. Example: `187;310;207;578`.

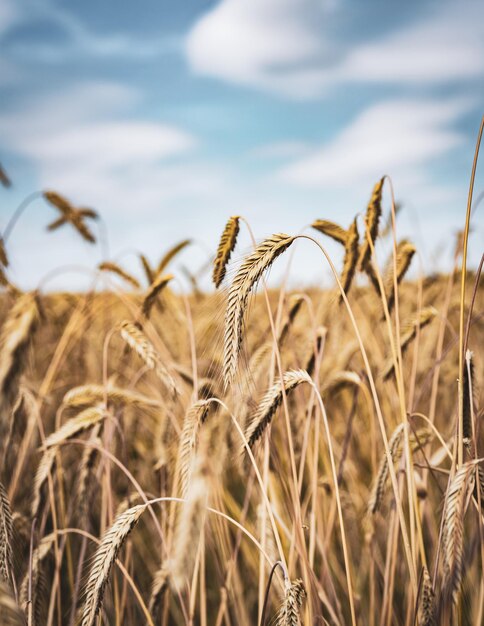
0;0;483;291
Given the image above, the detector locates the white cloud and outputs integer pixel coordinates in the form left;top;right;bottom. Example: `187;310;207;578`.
278;98;471;187
186;0;484;97
0;81;204;217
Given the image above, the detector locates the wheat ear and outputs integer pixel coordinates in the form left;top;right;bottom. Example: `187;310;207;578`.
142;274;173;319
98;262;140;289
179;400;212;497
213;216;240;288
275;578;306;626
311;219;348;245
81;504;147;626
358;177;384;272
0;481;13;587
340;217;360;299
157;239;191;275
223;233;294;388
441;461;475;604
120;321;178;396
384;239;416;315
244;369;311;451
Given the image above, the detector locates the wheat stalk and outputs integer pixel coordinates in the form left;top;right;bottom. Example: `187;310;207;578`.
213;216;240;288
419;567;436;626
223;234;294;388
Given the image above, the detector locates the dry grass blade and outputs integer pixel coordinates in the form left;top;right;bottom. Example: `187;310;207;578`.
419;567;436;626
81;504;146;626
213;216;240;288
244;370;311;451
381;306;437;380
311;219;348;246
384;239;416;315
98;262;140;289
441;461;475;604
142;274;173;319
223;233;294;388
120;321;178;396
358;177;384;273
157;239;191;275
275;578;306;626
0;482;13;587
340;217;360;299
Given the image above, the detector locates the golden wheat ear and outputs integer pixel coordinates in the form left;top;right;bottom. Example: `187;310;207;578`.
383;239;416;315
139;254;156;284
119;320;178;396
340;217;360;300
223;233;294;389
244;369;311;452
213;215;240;288
81;504;147;626
275;578;306;626
98;262;141;289
157;239;191;275
43;190;73;215
0;481;13;588
441;462;475;606
418;567;436;626
311;219;348;246
141;273;173;319
358;177;384;271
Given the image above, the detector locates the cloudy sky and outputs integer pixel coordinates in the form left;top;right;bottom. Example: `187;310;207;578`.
0;0;483;291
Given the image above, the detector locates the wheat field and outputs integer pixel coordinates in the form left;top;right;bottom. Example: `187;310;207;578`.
0;146;483;626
